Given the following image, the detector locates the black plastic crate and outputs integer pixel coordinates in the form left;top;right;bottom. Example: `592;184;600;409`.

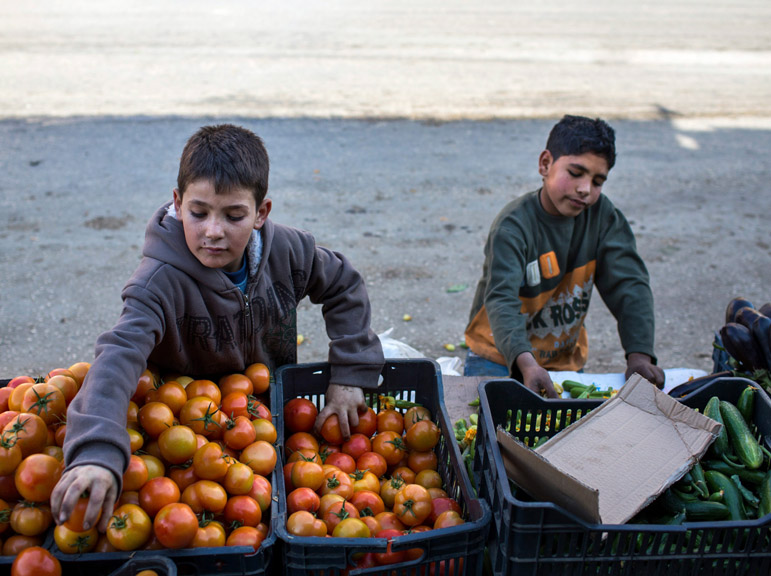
475;375;771;576
275;359;491;576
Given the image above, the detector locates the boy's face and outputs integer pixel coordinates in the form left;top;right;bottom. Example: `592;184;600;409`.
173;179;271;273
538;151;609;217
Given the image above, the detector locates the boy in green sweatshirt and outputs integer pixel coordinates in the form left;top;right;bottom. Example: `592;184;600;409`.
464;115;664;397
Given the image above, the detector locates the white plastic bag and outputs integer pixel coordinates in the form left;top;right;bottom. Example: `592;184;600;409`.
378;328;425;359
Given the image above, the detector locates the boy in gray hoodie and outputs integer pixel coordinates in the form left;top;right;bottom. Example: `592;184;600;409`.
52;124;384;531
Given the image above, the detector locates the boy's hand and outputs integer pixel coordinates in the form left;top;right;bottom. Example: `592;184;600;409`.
516;353;559;398
315;383;366;441
51;464;119;532
626;353;665;389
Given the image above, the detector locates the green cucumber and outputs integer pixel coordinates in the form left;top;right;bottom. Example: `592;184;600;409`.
758;471;771;518
705;396;730;459
690;462;710;499
701;460;766;485
736;385;756;426
682;499;731;522
719;400;763;469
705;469;746;520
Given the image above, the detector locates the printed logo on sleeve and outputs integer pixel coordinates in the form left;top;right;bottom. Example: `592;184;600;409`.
526;260;541;286
539;251;560;280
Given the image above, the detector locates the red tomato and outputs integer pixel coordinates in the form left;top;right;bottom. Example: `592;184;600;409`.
426;497;463;526
319;469;355;499
3;413;48;457
252;418;278;443
3;534;43;557
137;402;175;439
247;397;271;421
321;500;359;534
190;519;227;548
239;441;277;477
132;369;158;404
349;490;386;517
0;435;23;476
244;363;271;395
223;495;262;528
373;511;405;532
10;502;53;536
351;469;381;493
283;398;319;434
376;409;405;434
167;464;199;493
248;474;273;512
62;495;100;533
53;523;99;554
223;415;258;451
320;415;344;445
290;459;324;492
324;452;356;474
403;406;433;431
14;453;62;502
371;431;407;467
221;392;250;420
226;525;266;550
433;510;465;529
285;432;320;456
44;375;78;407
404;420;440;452
122;454;149;492
374;528;407;565
223;461;256;496
286;510;327;537
184;379;221;404
179;396;222;437
146;380;187;416
356;451;388;479
181;479;228;515
393;484;432;527
351;407;378;438
391;466;417;486
106;503;152;551
342;434;372;461
219;373;254;397
287;487;321;515
333;517;371;538
192;441;231;481
153;502;198;549
11;546;61;576
380;475;406;510
407;450;438;474
157;424;198;465
138;476;181;518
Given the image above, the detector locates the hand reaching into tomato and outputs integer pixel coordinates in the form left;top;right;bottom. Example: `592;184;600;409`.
50;464;119;533
314;384;366;441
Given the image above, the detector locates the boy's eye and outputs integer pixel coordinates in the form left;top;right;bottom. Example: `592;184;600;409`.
228;215;246;222
567;170;580;178
190;211;207;219
593;179;605;187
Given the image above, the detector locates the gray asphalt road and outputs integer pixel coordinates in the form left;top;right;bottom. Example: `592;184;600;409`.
2;117;770;379
1;1;770;380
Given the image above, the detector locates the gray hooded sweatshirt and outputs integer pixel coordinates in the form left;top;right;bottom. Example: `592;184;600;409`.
63;202;384;485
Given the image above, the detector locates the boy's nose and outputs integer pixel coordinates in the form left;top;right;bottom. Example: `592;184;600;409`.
205;219;225;238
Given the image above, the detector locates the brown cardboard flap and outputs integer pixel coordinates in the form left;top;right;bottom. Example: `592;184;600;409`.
497;375;722;525
497;427;601;524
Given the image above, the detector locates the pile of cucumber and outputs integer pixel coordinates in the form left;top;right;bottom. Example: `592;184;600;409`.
648;385;771;524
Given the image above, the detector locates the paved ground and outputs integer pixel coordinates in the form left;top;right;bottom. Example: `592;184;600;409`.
1;1;770;392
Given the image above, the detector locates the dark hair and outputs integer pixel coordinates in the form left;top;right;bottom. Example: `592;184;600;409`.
177;124;269;204
545;115;616;169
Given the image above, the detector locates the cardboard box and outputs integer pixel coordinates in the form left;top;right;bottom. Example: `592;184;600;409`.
496;374;722;525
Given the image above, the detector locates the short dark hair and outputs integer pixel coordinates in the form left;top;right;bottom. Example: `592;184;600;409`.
546;115;616;170
177;124;269;204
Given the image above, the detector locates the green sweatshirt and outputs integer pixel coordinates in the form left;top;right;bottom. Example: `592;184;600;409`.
465;189;656;375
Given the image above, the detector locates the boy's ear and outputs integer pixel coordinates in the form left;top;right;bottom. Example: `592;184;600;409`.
172;188;182;212
254;198;272;230
538;150;553;178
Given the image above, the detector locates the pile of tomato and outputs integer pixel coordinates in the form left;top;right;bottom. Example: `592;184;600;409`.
281;396;466;570
0;360;278;575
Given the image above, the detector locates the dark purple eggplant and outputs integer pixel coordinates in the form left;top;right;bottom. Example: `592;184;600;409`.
720;322;765;371
759;302;771;318
751;314;771;370
734;306;766;330
726;297;755;324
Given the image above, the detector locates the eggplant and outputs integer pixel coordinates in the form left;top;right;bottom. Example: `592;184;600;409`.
751;314;771;371
720;322;765;371
734;306;766;330
759;302;771;318
726;297;755;324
